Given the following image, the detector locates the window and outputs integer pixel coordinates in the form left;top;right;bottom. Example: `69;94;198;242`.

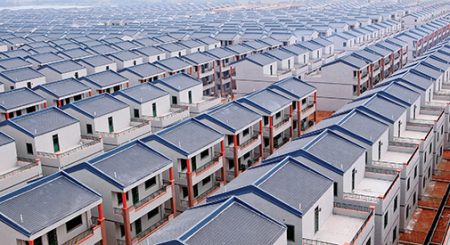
407;178;410;191
66;215;83;232
117;192;129;205
269;65;273;75
392;195;398;213
228;159;234;170
133;60;137;66
429;143;433;154
202;176;211;185
366;238;371;245
314;206;320;233
243;128;250;137
182;187;188;198
147;207;159;220
384;213;388;228
52;134;60;153
286;224;295;242
134;109;140;118
157;56;160;61
120;224;125;237
106;66;110;70
393;226;397;243
333;182;338;196
180;159;187;171
343;42;347;47
200;149;209;159
74;72;79;79
275;112;281;119
263;116;269;126
413;192;417;206
172;96;178;104
406;205;410;219
414;166;418;178
145;177;156;189
26;143;33;154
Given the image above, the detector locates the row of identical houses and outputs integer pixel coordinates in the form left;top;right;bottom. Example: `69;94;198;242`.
0;70;318;244
138;37;450;245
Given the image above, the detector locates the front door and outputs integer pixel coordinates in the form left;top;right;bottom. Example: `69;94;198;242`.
132;187;139;205
108;117;114;133
52;134;60;153
152;103;157;117
47;229;58;245
188;91;193;104
135;219;142;235
314;206;319;233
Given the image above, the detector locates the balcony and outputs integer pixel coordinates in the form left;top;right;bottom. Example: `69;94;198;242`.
36;136;103;171
147;105;190;130
132;214;171;244
301;102;316;118
63;220;102;245
178;153;223;184
97;118;152;149
294;63;309;76
183;96;222;115
309;202;374;245
194;182;221;204
0;158;41;194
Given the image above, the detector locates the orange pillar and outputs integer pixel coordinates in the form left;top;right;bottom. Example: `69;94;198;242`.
5;112;10;120
97;203;107;245
169;167;177;216
186;159;194;207
297;101;301;137
220;140;227;183
269;116;274;154
43;102;47;109
121;192;132;245
259;120;264;159
289;105;293;138
357;70;361;96
313;92;317;122
233;134;239;177
197;65;201;80
28;241;34;245
57;100;62;108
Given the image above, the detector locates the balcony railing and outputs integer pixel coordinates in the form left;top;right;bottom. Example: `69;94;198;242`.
0;158;39;180
273;117;290;129
178;153;222;178
302;238;338;245
301;102;315;113
63;223;99;245
274;137;289;149
239;134;260;150
97;119;150;138
147;106;189;121
36;136;101;160
195;182;221;204
343;192;379;203
133;214;170;242
132;181;171;211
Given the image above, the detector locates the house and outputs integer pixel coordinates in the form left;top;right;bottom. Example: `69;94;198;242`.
38;60;87;83
198;102;263;180
25;52;65;69
63;94;152;151
108;51;144;70
133;46;167;63
119;63;166;86
310;38;335;63
296;41;323;73
0;57;32;72
237;89;292;156
67;141;176;245
154;57;193;76
244;40;271;54
77;55;118;74
0;88;47;121
182;52;217;96
305;55;370;111
80;70;129;95
0;67;46;91
233;54;292;97
0;107;104;174
58;48;94;60
205;47;236;97
226;44;254;61
115;83;190;132
153;73;222;116
179;40;206;54
142;118;225;210
269;77;317;136
351;49;383;87
0;172;105;245
268;127;400;245
208;156;375;245
0;132;42;194
157;43;188;58
214;32;241;47
33;78;92;107
196;37;221;50
141;196;287;245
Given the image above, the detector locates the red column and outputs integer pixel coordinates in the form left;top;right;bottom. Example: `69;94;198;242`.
169;167;177;216
220;140;227;183
197;65;201;80
88;91;92;97
121;192;132;245
357;70;361;96
390;54;394;74
97;204;107;245
43;102;47;109
233;134;239;177
297;101;301;137
28;241;34;245
186;159;194;208
269;116;274;154
189;67;193;76
213;61;219;97
229;66;234;99
259;120;263;159
313;92;317;122
57;100;62;108
381;59;385;80
5;112;10;120
289;105;293;138
163;73;166;78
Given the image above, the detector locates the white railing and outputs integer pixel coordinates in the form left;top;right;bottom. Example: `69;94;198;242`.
36;136;101;160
